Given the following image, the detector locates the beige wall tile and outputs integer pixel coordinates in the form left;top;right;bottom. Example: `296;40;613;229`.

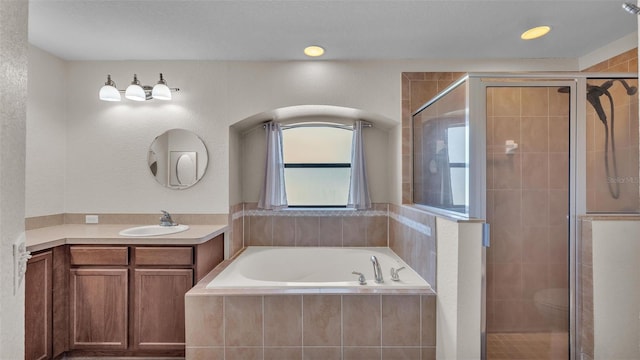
366;216;388;247
225;347;263;360
265;347;302;360
273;216;296;246
520;117;549;153
522;153;549;189
381;347;421;359
185;295;224;346
295;217;319;246
494;263;522;300
343;217;367;246
303;295;341;346
343;295;381;346
344;347;381;359
522;263;549;300
319;216;343;247
493;153;522;189
225;296;263;346
185;346;224;360
382;295;420;346
422;346;437;360
522;190;549;227
522;227;549;264
264;295;302;346
493;88;521;117
521;88;549;116
422;296;436;346
303;347;342;360
248;216;272;246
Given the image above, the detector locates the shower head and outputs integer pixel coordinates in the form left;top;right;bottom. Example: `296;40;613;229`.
587;85;608;125
623;2;640;14
600;79;638;95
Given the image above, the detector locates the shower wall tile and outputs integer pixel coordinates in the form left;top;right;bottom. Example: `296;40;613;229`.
521;87;549;116
521;117;549;152
522;153;549;189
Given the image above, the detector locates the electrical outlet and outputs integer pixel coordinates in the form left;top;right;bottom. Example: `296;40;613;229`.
85;215;99;224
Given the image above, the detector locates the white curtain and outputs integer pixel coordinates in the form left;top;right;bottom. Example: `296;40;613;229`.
258;122;288;209
347;120;371;210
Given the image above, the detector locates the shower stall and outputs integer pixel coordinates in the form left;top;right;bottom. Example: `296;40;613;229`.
411;73;639;360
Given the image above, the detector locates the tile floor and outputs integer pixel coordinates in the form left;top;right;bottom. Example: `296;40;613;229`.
487;332;569;360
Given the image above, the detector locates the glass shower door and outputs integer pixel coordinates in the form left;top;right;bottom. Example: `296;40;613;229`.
483;83;572;360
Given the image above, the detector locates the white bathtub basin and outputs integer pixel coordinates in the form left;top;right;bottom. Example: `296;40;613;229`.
119;224;189;237
207;246;431;290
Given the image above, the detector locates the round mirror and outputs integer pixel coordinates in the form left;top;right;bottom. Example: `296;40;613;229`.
148;129;208;189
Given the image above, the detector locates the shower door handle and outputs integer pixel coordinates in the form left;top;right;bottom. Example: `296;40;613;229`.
482;223;490;247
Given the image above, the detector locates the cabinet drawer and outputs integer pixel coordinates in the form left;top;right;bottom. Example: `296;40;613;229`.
134;247;193;266
69;246;129;266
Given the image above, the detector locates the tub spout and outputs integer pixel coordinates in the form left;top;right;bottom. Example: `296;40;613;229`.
371;255;384;284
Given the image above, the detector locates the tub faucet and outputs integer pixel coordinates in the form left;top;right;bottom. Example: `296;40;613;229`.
371;255;384;284
159;210;176;226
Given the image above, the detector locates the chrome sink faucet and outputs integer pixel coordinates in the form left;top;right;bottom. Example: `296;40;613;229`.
159;210;177;226
371;255;384;284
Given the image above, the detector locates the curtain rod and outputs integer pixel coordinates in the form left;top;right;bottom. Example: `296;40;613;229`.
263;121;373;131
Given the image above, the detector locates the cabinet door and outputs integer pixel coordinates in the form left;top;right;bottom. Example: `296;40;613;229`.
133;269;193;350
25;251;53;360
69;268;128;350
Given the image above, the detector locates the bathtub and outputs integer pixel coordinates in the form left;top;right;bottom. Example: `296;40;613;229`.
206;246;431;291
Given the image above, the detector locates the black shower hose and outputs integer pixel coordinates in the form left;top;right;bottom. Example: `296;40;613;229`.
602;91;620;199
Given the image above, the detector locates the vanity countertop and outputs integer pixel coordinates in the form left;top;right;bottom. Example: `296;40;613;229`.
26;223;228;252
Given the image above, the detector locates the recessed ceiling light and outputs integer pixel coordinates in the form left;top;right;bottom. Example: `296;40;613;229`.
304;45;325;57
521;25;551;40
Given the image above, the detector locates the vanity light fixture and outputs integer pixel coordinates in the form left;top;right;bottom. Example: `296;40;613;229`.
99;73;180;102
304;45;325;57
622;2;640;14
520;25;551;40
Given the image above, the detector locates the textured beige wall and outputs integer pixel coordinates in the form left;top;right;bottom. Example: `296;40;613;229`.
0;0;28;357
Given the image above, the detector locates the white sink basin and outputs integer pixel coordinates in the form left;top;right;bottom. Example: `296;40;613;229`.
119;224;189;237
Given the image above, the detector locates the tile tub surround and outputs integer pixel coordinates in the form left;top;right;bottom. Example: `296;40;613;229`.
231;203;438;290
185;293;436;360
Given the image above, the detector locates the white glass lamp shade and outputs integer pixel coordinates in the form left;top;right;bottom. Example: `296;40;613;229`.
152;83;172;100
125;83;146;101
99;84;121;101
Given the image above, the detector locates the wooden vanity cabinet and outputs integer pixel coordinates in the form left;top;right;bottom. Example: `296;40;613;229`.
64;234;223;357
132;246;194;351
25;246;69;360
68;246;129;351
25;251;53;360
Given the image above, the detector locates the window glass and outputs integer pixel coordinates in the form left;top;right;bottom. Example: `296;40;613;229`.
282;125;353;207
412;80;469;214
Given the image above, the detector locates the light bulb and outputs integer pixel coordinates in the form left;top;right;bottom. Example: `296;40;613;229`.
125;74;146;101
99;75;121;101
152;73;172;100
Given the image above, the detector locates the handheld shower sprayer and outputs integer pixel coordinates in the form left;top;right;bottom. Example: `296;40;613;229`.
585;79;638;199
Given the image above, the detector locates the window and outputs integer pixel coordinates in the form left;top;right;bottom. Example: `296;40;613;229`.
282;124;353;207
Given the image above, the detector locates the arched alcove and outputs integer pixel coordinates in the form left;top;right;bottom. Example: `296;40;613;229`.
229;105;397;205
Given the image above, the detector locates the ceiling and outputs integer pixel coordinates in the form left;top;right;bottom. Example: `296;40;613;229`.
29;0;638;61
